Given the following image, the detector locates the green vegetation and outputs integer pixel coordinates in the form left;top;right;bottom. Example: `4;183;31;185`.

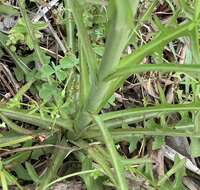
0;0;200;189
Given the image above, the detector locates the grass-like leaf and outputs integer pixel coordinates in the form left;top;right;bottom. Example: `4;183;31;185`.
0;105;73;130
93;115;128;190
106;63;200;81
25;162;40;184
158;156;185;186
0;4;19;15
42;169;99;190
120;22;195;67
0;113;32;134
18;0;46;67
101;103;200;121
85;0;137;114
0;171;8;190
37;139;71;190
0;135;32;148
84;127;200;140
69;0;97;83
88;147;117;185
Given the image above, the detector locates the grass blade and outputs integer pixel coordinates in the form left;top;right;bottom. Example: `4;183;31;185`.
0;4;19;15
106;63;200;81
0;171;8;190
120;22;194;68
97;0;133;78
84;127;200;140
69;0;97;81
25;162;40;183
122;158;151;166
0;113;32;134
37;139;70;190
18;0;46;67
88;147;117;185
85;0;136;114
100;103;200;121
85;20;196;115
93;115;128;190
0;135;32;148
0;105;73;131
11;80;34;102
100;113;158;129
3;170;24;190
79;46;90;107
81;156;103;190
158;156;185;186
42;169;99;190
64;0;75;52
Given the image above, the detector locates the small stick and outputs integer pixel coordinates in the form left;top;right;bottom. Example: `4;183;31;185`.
32;0;59;23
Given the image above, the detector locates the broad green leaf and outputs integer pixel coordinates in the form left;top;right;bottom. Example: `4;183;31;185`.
3;141;32;166
31;135;57;160
39;83;57;102
68;0;97;118
55;69;66;81
103;95;116;109
3;170;24;190
153;136;165;150
40;64;54;78
4;151;30;166
13;67;24;81
60;54;78;69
